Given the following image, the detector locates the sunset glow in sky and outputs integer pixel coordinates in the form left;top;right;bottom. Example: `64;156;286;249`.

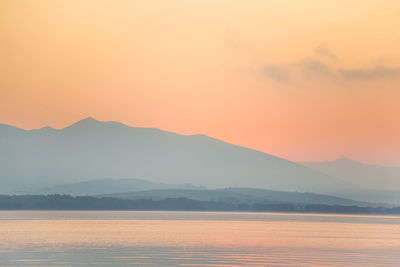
1;0;400;165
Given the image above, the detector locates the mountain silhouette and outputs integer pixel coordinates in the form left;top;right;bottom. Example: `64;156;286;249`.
37;178;204;195
301;157;400;191
101;187;371;207
0;117;355;194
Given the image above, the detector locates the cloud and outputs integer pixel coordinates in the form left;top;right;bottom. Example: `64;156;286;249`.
296;58;335;79
339;66;400;81
315;44;337;60
263;65;290;83
262;45;400;84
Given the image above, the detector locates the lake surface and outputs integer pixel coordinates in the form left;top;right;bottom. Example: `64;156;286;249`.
1;211;400;266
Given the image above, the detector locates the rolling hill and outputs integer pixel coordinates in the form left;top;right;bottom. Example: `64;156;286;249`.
101;187;372;207
36;178;204;195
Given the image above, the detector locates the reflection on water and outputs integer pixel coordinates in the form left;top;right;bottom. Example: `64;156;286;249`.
3;247;398;266
1;211;400;266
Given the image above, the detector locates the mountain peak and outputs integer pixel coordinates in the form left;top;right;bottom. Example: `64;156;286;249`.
336;156;352;162
63;117;103;130
334;156;361;164
80;116;98;123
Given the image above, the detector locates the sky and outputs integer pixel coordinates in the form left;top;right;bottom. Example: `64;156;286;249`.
1;0;400;165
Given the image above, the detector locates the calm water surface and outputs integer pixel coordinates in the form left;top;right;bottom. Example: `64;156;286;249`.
1;211;400;266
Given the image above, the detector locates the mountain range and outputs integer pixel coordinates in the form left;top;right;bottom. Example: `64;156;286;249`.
301;157;400;191
301;157;400;204
1;117;352;194
1;117;399;205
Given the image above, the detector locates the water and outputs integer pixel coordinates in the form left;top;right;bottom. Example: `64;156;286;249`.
1;211;400;266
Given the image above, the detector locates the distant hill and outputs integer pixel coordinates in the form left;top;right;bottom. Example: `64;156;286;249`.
301;157;400;204
301;157;400;191
0;194;397;214
36;178;205;195
0;117;355;194
101;188;373;207
336;189;400;206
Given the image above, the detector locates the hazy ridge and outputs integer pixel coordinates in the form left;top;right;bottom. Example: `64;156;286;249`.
0;117;353;194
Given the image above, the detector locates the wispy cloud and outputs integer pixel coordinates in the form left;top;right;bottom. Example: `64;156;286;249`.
296;58;335;79
263;45;400;84
314;44;337;60
339;66;400;81
263;65;290;83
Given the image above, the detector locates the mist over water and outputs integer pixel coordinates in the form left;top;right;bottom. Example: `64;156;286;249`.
1;211;400;266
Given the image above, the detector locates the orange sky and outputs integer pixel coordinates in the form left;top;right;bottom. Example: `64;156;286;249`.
1;0;400;165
